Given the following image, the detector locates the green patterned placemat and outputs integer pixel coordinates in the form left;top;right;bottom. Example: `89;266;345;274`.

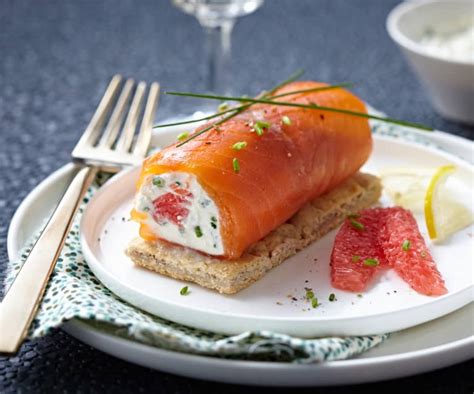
5;118;438;364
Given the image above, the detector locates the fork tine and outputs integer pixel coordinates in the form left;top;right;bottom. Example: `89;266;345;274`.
74;75;122;149
97;78;135;148
115;81;146;152
133;82;160;158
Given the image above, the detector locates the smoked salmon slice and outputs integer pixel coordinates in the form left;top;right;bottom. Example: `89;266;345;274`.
133;81;372;259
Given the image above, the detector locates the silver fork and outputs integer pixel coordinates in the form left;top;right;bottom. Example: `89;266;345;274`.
0;75;160;354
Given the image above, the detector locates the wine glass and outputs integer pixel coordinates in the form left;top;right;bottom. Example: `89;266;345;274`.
172;0;265;95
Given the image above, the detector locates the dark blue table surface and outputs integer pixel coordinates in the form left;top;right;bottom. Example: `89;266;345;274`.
0;0;472;392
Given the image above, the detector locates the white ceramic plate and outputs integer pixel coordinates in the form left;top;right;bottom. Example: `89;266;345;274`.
7;128;474;386
79;135;474;337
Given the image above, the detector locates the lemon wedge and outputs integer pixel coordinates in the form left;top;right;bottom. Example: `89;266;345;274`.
380;165;474;242
380;168;432;212
424;164;474;241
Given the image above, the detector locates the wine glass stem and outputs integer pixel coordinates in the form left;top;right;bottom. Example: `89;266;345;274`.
202;19;235;95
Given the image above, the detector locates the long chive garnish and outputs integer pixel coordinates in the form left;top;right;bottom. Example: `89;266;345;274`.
166;92;432;131
154;83;351;130
153;106;239;129
175;69;306;147
267;68;305;93
175;107;244;147
260;82;353;100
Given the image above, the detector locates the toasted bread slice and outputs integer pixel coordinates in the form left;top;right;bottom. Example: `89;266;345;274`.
125;172;381;294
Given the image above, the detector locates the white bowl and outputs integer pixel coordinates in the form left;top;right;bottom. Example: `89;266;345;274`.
387;0;474;124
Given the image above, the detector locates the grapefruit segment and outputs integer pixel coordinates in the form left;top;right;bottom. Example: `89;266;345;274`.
153;192;190;226
380;207;447;296
330;207;447;296
330;209;388;292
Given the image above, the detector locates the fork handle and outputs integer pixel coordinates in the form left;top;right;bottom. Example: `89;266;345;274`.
0;165;98;354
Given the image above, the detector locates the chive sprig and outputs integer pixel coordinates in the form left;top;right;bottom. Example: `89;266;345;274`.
166;91;432;131
171;69;307;147
153;69;433;152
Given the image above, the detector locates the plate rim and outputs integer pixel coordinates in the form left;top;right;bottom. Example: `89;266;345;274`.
61;319;473;386
5;131;474;385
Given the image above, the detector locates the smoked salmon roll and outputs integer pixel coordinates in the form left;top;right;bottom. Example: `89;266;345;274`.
131;81;372;259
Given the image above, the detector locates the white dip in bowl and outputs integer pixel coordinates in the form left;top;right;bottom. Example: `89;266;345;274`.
387;1;474;124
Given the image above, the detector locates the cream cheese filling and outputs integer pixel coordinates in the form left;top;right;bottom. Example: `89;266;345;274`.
134;172;224;255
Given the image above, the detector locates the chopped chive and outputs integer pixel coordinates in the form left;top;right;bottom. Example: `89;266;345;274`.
232;141;247;150
253;123;264;136
305;290;315;299
194;226;203;238
363;258;379;267
311;297;319;308
253;120;270;136
349;219;364;230
175;181;182;186
347;213;360;219
177;132;189;141
211;216;217;222
402;239;411;251
143;206;150;212
232;157;240;173
152;176;165;187
357;294;363;298
282;115;292;125
256;120;271;128
180;286;190;296
352;255;361;262
328;293;336;302
218;102;229;112
210;221;217;229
